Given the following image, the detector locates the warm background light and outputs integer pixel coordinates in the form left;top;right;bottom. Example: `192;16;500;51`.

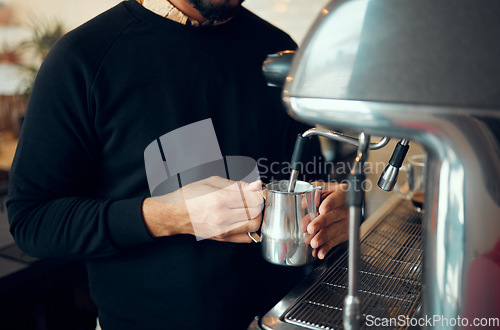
1;0;331;44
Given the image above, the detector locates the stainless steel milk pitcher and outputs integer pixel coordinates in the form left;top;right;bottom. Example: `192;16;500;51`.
249;180;322;266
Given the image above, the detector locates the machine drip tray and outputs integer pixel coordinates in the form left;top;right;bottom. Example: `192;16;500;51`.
255;197;423;330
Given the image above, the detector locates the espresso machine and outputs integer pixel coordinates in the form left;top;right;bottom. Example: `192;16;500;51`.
251;0;500;328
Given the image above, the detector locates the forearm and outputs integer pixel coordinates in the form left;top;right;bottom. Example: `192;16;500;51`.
142;178;264;242
142;197;192;237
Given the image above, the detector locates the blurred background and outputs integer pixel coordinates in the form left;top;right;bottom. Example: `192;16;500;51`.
0;1;329;329
0;0;329;133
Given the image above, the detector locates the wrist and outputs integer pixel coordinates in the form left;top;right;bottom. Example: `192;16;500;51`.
142;197;191;237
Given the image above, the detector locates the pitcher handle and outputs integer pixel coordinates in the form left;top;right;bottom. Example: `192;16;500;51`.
248;190;266;243
306;185;323;221
248;232;261;243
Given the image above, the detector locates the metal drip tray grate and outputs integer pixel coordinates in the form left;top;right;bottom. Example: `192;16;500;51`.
284;201;423;329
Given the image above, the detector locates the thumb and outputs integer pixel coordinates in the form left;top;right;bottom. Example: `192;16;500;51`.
241;180;263;191
249;180;263;191
238;180;264;207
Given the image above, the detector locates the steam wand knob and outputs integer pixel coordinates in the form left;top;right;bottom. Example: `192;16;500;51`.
377;139;410;191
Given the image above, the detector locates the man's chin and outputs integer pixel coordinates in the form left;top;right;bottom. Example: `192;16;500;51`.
188;0;245;21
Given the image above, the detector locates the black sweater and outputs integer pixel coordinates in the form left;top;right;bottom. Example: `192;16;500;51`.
7;1;318;329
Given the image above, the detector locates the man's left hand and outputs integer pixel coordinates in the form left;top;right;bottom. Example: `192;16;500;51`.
302;182;349;260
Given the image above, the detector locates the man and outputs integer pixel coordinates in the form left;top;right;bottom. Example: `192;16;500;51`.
7;0;348;329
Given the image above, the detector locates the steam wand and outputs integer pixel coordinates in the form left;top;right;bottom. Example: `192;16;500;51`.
288;134;310;192
343;132;370;330
287;128;390;192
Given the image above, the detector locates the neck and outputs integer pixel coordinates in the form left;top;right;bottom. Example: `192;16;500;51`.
168;0;208;23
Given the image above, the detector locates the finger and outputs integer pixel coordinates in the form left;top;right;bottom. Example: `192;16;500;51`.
318;184;347;214
318;229;349;259
245;204;265;220
304;233;313;245
223;216;262;235
317;240;335;259
215;186;263;209
201;216;261;240
309;218;348;249
300;190;323;209
227;194;264;219
238;188;265;208
200;218;259;241
307;206;347;235
301;214;312;233
225;180;262;192
312;247;318;258
309;218;347;248
219;206;263;224
301;195;308;209
245;180;263;191
224;181;264;208
214;233;254;243
300;182;342;209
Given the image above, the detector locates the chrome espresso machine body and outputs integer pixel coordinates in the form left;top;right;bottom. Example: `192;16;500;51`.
257;0;500;328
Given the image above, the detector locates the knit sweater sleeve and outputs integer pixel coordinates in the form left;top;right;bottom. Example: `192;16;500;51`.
7;19;155;259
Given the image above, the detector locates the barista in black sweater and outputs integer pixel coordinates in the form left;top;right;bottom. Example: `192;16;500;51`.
7;0;348;329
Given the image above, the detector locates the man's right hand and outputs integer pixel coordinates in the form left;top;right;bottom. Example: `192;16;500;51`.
142;177;264;243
